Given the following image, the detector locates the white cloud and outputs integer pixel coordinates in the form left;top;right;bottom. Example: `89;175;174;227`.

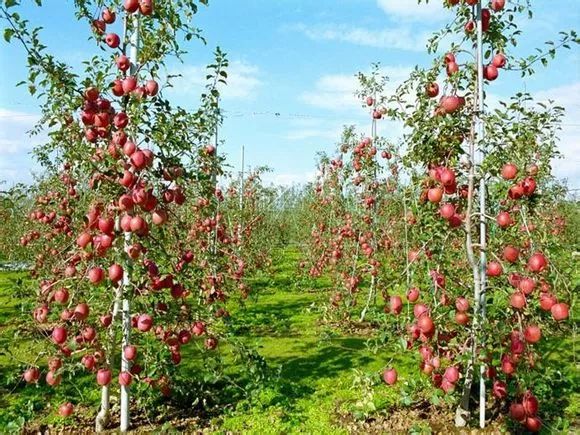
534;82;580;185
0;109;41;154
376;0;449;21
300;66;413;112
293;23;431;52
167;60;262;101
262;170;316;187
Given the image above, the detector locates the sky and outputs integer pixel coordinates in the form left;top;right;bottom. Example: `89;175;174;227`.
0;0;579;188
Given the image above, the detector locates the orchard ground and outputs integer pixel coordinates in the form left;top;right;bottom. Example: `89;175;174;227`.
0;248;578;433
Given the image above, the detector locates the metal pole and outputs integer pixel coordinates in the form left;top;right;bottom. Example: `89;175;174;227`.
475;1;487;429
120;12;140;433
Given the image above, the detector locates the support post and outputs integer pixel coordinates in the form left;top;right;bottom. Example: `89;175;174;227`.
119;12;140;433
475;0;487;429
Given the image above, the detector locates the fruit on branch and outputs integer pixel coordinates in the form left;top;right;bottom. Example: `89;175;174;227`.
510;292;526;309
428;187;443;203
109;264;124;283
124;0;139;13
486;261;503;277
492;52;507;68
501;163;518;180
491;0;506;12
96;368;112;386
145;79;159;96
116;55;131;72
496;211;513;228
102;8;116;24
382;368;398;385
426;82;439;98
122;76;138;94
446;61;459;76
52;326;68;344
88;267;105;284
46;370;62;386
139;0;154;16
484;64;498;81
523;325;541;344
551;302;569;321
119;371;132;386
503;245;519;263
105;33;120;49
137;314;153;332
527;252;547;273
23;367;40;383
58;402;74;418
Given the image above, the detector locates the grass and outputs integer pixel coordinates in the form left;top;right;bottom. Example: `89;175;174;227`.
0;249;577;433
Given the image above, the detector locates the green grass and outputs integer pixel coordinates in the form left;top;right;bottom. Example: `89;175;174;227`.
0;249;577;433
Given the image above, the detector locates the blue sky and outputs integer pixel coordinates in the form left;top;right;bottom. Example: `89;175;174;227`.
1;0;579;187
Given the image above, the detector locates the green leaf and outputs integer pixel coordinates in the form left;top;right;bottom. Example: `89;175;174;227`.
3;28;14;42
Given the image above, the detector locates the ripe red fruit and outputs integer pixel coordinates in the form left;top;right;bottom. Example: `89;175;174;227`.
24;367;40;383
130;215;147;234
96;368;112;386
108;264;123;283
137;314;153;332
413;303;429;319
518;277;535;295
492;53;506;68
551;302;569;321
439;168;455;186
82;354;96;370
84;87;99;101
124;345;137;361
510;292;526;309
439;203;455;219
119;371;132;386
491;0;505;11
102;8;116;24
382;368;398;385
105;33;120;48
58;402;74;418
122;76;138;94
426;82;439;98
510;402;526;422
527;252;547;273
444;366;459;383
455;297;469;312
496;211;512;228
46;370;62;386
539;292;556;311
54;288;69;304
98;217;115;234
440;95;460;114
522;392;539;416
482;9;491;31
492;380;507;398
389;295;403;315
525;416;542;432
52;327;68;344
508;183;525;200
366;96;374;106
484;64;498;81
418;316;435;336
204;337;218;350
77;232;92;249
116;55;131;71
444;52;455;64
145;79;159;96
87;267;104;284
139;0;154;15
124;0;139;13
464;20;475;33
100;314;113;328
455;311;469;325
486;261;503;277
522;177;537;196
112;79;124;96
407;287;420;302
192;321;206;336
501;163;518;180
524;325;541;344
446;61;459;76
427;187;443;203
503;245;519;263
74;303;90;321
